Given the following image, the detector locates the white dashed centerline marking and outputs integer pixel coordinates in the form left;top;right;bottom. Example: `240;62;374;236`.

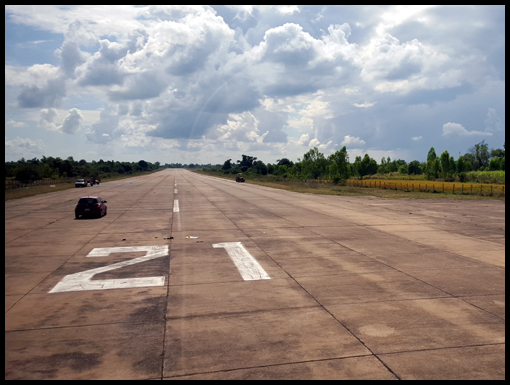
173;199;179;212
174;189;178;194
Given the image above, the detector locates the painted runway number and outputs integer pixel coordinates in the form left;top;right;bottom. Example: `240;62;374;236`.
213;242;271;281
49;246;168;293
49;242;269;293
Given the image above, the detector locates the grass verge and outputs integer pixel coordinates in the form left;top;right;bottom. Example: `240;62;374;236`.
4;170;162;201
195;170;505;201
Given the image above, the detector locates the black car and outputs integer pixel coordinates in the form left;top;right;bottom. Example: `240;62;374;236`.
75;196;107;219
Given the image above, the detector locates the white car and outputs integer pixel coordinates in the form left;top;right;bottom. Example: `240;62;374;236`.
75;179;87;188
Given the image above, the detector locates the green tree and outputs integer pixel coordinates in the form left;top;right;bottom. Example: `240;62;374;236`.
425;147;439;179
475;140;490;169
398;164;408;174
427;147;437;163
302;147;326;179
327;146;350;181
449;156;456;176
368;157;378;176
456;156;466;174
456;156;467;182
40;163;55;178
468;140;490;170
440;150;451;180
490;142;505;159
462;153;475;166
276;158;293;167
253;160;268;175
276;165;288;176
378;157;388;174
387;158;397;172
328;162;340;183
488;157;501;171
355;154;377;179
138;160;148;170
426;159;440;180
238;155;257;168
222;159;232;170
15;163;41;181
408;160;422;175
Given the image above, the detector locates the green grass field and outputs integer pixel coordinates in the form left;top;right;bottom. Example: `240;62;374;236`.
4;170;162;201
195;170;505;201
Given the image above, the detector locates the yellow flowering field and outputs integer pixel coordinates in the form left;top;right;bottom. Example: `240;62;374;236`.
346;179;505;197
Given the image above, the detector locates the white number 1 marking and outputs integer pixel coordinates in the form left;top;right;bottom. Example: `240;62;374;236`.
213;242;270;281
49;246;168;293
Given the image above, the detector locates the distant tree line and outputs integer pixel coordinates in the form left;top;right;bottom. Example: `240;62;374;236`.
209;140;505;184
163;163;218;169
4;140;504;184
5;156;161;182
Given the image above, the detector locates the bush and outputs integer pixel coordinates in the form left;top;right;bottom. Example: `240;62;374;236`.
488;157;502;171
331;175;341;185
465;171;505;184
15;164;41;182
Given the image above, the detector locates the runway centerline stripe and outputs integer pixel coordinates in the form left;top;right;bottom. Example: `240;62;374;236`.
173;199;179;212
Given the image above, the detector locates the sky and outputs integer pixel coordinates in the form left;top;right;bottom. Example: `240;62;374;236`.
5;5;505;165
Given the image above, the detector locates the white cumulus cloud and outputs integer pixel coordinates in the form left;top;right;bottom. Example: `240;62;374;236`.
341;135;366;147
39;108;58;131
308;138;320;147
6;120;25;128
5;136;45;159
441;122;492;137
297;133;309;145
60;108;83;134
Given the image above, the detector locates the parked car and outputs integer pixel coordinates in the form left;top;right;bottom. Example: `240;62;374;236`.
235;173;245;182
75;179;87;188
75;196;107;219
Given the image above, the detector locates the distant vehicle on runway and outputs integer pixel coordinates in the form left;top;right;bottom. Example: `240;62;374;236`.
236;173;245;182
75;179;87;188
75;196;107;219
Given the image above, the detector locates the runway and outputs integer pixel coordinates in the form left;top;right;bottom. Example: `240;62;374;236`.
5;168;505;379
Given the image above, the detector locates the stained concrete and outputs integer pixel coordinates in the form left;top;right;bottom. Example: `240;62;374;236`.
5;169;505;379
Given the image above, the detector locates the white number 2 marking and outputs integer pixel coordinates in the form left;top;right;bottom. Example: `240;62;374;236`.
49;246;168;293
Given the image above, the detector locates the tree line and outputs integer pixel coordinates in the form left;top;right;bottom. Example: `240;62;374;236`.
4;140;504;183
212;140;505;184
5;156;161;182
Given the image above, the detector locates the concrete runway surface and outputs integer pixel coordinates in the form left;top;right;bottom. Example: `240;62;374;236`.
5;169;505;380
